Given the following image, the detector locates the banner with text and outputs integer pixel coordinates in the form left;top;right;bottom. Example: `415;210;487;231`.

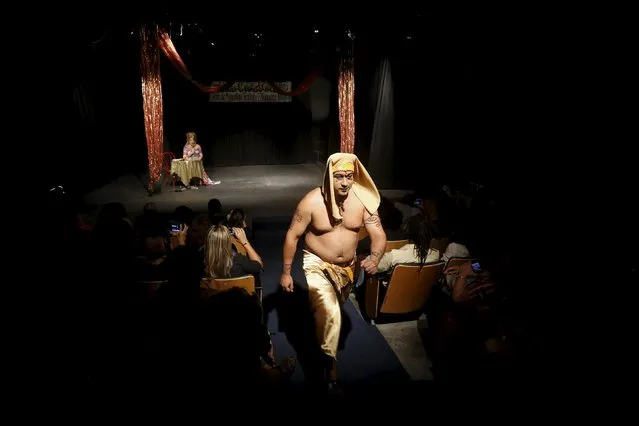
208;82;292;102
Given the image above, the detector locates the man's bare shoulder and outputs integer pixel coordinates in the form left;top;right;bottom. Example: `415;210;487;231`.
299;187;324;209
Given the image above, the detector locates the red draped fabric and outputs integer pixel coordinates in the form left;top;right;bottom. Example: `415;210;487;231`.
157;29;233;93
338;50;355;153
265;64;325;96
140;24;164;191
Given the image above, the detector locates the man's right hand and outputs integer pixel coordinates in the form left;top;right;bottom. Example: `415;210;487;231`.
280;273;294;293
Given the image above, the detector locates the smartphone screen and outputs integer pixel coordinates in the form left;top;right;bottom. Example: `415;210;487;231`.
471;262;482;273
414;198;423;206
171;224;180;232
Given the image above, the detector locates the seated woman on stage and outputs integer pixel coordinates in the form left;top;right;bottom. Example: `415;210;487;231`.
182;131;220;185
183;131;203;160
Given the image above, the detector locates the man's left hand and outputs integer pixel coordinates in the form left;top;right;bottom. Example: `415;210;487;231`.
360;256;378;275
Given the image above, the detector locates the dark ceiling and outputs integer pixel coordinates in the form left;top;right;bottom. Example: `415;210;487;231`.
59;3;527;86
64;4;491;49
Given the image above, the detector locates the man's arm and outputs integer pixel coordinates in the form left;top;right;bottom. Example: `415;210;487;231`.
282;197;312;276
363;209;387;267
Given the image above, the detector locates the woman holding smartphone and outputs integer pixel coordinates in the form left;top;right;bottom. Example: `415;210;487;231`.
203;225;263;280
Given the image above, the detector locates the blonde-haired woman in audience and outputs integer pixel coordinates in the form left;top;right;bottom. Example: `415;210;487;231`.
204;225;263;280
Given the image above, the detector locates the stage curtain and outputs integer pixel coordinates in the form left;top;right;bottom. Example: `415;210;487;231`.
367;58;395;189
140;24;164;191
338;48;355;153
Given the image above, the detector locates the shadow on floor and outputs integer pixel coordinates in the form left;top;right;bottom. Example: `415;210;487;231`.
262;281;352;390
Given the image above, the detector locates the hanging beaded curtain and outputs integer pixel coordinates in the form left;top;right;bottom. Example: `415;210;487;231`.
140;24;164;192
338;42;355;153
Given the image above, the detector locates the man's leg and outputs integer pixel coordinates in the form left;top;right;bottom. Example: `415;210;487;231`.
327;358;337;382
304;268;345;392
305;270;342;360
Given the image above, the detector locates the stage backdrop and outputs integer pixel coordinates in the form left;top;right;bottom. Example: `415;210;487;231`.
208;81;292;103
164;73;335;167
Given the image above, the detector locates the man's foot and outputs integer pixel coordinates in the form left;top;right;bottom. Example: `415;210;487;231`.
276;356;297;380
263;356;296;383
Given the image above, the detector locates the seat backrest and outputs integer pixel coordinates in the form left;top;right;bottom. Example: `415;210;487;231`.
202;275;256;294
380;262;445;314
385;239;409;252
445;257;477;269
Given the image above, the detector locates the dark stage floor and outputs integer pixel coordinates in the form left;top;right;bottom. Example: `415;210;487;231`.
83;164;411;220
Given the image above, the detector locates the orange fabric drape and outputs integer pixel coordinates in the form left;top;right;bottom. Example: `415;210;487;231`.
338;50;355;153
157;29;232;93
140;24;164;191
265;64;324;96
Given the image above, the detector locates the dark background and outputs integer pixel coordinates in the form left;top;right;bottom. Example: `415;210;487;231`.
39;5;589;205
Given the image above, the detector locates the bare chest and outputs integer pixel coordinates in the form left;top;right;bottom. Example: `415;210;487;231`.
311;205;363;234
